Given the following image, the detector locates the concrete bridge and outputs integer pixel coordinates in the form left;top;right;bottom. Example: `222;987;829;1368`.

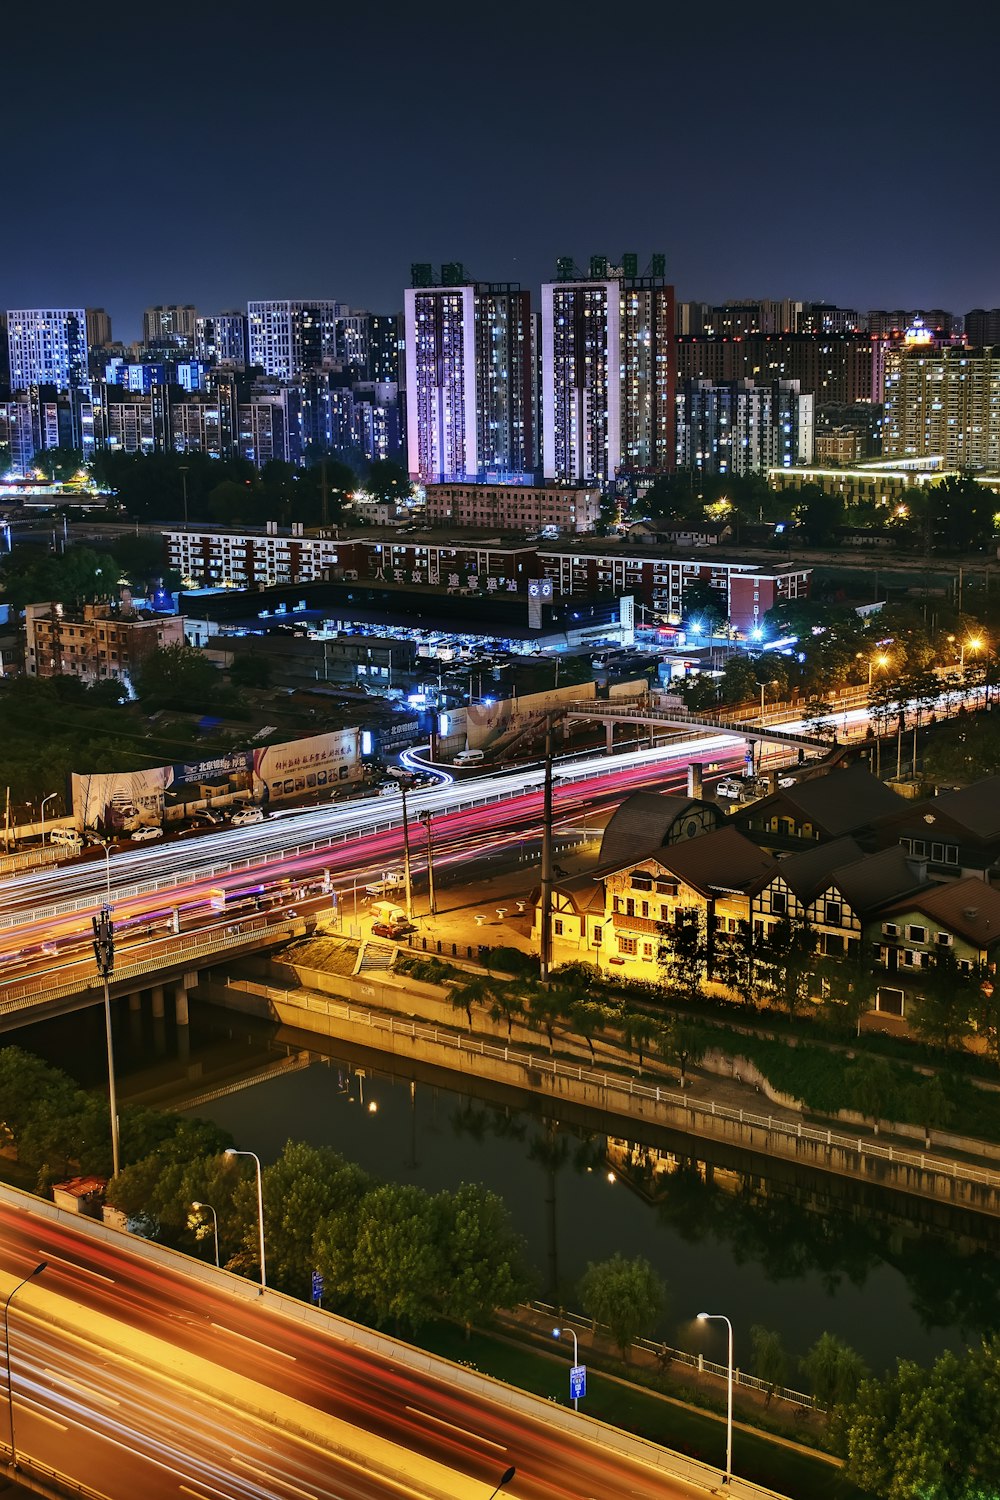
566;697;832;755
0;916;304;1034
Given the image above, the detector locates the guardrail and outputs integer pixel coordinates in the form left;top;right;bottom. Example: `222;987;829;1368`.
229;982;1000;1196
0;918;285;1015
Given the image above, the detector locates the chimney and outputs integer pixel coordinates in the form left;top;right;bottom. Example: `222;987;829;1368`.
688;762;703;799
768;770;779;795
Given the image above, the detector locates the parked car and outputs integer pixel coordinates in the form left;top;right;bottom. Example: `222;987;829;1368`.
371;922;411;939
130;826;163;842
715;778;745;801
376;782;400;797
232;807;265;826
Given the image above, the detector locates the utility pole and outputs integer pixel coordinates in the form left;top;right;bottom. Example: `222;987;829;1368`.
91;903;120;1178
540;713;554;982
399;776;415;923
419;809;436;915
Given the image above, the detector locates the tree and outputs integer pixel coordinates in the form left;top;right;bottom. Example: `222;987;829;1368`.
907;956;975;1052
435;1183;533;1336
578;1253;666;1361
847;1055;899;1135
801;1331;868;1410
258;1141;374;1298
136;643;220;711
796;484;845;546
348;1182;443;1331
658;907;707;995
756;919;816;1016
364;460;411;507
905;1074;954;1149
229;653;272;691
838;1338;1000;1499
681;577;727;632
749;1325;789;1405
621;1007;658;1070
655;1020;705;1089
0;543;120;614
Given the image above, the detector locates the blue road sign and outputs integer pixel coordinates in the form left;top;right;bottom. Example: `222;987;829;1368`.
311;1270;324;1305
569;1364;586;1401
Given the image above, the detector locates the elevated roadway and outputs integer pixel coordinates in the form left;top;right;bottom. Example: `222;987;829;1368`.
0;1186;784;1500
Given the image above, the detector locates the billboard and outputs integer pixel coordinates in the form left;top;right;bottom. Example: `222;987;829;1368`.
72;730;362;828
252;729;361;805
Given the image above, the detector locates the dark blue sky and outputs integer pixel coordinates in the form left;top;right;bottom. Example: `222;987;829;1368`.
8;0;998;338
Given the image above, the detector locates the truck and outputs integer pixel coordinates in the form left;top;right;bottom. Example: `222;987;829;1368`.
370;899;408;927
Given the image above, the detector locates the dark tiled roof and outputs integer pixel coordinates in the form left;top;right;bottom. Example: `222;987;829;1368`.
749;763;906;837
831;846;931;914
775;837;865;902
598;793;721;866
882;876;1000;946
656;826;778;896
930;778;1000;841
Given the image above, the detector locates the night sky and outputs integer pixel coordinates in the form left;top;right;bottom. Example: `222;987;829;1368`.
8;0;997;337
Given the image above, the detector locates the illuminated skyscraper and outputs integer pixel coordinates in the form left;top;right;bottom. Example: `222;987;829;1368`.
7;308;89;393
403;265;536;484
541;255;675;485
195;312;248;368
247;300;342;379
143;304;198;344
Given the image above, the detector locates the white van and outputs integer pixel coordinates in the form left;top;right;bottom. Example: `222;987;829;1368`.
716;778;746;801
454;749;485;766
49;828;83;849
232;807;265;826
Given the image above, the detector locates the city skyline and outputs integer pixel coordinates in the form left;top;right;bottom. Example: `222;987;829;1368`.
5;0;997;337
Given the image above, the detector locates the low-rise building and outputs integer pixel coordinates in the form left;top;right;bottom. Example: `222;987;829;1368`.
424;483;601;535
735;763;907;854
24;603;184;684
875;877;1000;1019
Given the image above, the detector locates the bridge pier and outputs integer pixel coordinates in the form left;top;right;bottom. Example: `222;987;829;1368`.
128;992;141;1012
150;985;165;1020
605;724;614;754
174;986;189;1027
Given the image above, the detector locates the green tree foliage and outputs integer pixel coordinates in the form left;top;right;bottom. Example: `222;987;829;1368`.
658;906;707;995
364;460;411;506
801;1331;868;1410
681;577;727;630
0;543;120;614
35;446;84;482
348;1182;443;1331
907;957;976;1051
847;1054;899;1134
136;643;221;711
578;1253;666;1360
435;1182;533;1336
228;653;272;691
838;1338;1000;1499
655;1019;705;1088
749;1325;789;1405
795;484;845;546
256;1141;373;1297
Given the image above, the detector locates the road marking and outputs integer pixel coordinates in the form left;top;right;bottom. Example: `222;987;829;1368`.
208;1322;295;1359
38;1252;115;1284
180;1488;218;1500
29;1408;68;1433
236;1458;317;1499
45;1369;121;1407
404;1406;507;1451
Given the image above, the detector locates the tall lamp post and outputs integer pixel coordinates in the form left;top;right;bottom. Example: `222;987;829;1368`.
91;854;120;1179
418;809;436;916
191;1201;219;1267
697;1311;734;1485
4;1261;46;1469
224;1149;266;1293
391;772;416;923
39;793;58;845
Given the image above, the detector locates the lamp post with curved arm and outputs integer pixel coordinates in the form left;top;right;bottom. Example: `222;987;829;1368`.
224;1149;266;1293
191;1201;219;1267
697;1310;734;1485
4;1261;46;1468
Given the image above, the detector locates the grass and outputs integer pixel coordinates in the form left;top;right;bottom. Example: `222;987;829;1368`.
417;1322;872;1500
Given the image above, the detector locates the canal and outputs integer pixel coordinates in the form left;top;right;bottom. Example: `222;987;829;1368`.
21;998;1000;1378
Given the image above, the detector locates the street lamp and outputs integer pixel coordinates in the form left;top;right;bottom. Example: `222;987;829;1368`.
418;809;436;915
224;1149;266;1293
697;1311;734;1485
552;1325;580;1410
4;1261;46;1469
485;1466;516;1500
868;652;890;686
191;1201;219;1268
39;792;58;845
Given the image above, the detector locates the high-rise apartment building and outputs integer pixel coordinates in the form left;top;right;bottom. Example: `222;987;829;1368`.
195;312;248;368
86;308;113;349
676;333;883;405
7;309;89;393
142;305;198;344
403;265;536;484
676;378;814;476
541;255;675;485
868;309;956;339
247;300;342;379
883;346;1000;468
964;309;1000;346
367;314;400;383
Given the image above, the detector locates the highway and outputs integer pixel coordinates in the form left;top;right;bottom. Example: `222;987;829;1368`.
0;1196;731;1500
0;706;881;986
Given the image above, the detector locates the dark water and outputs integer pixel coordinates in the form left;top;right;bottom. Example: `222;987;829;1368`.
20;1000;1000;1377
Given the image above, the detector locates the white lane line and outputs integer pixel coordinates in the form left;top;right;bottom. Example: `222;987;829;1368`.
208;1322;296;1359
44;1368;121;1407
38;1252;116;1284
29;1408;68;1433
237;1458;317;1500
404;1406;507;1451
180;1488;218;1500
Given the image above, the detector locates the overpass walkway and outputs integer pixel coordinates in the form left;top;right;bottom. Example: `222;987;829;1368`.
566;698;832;751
